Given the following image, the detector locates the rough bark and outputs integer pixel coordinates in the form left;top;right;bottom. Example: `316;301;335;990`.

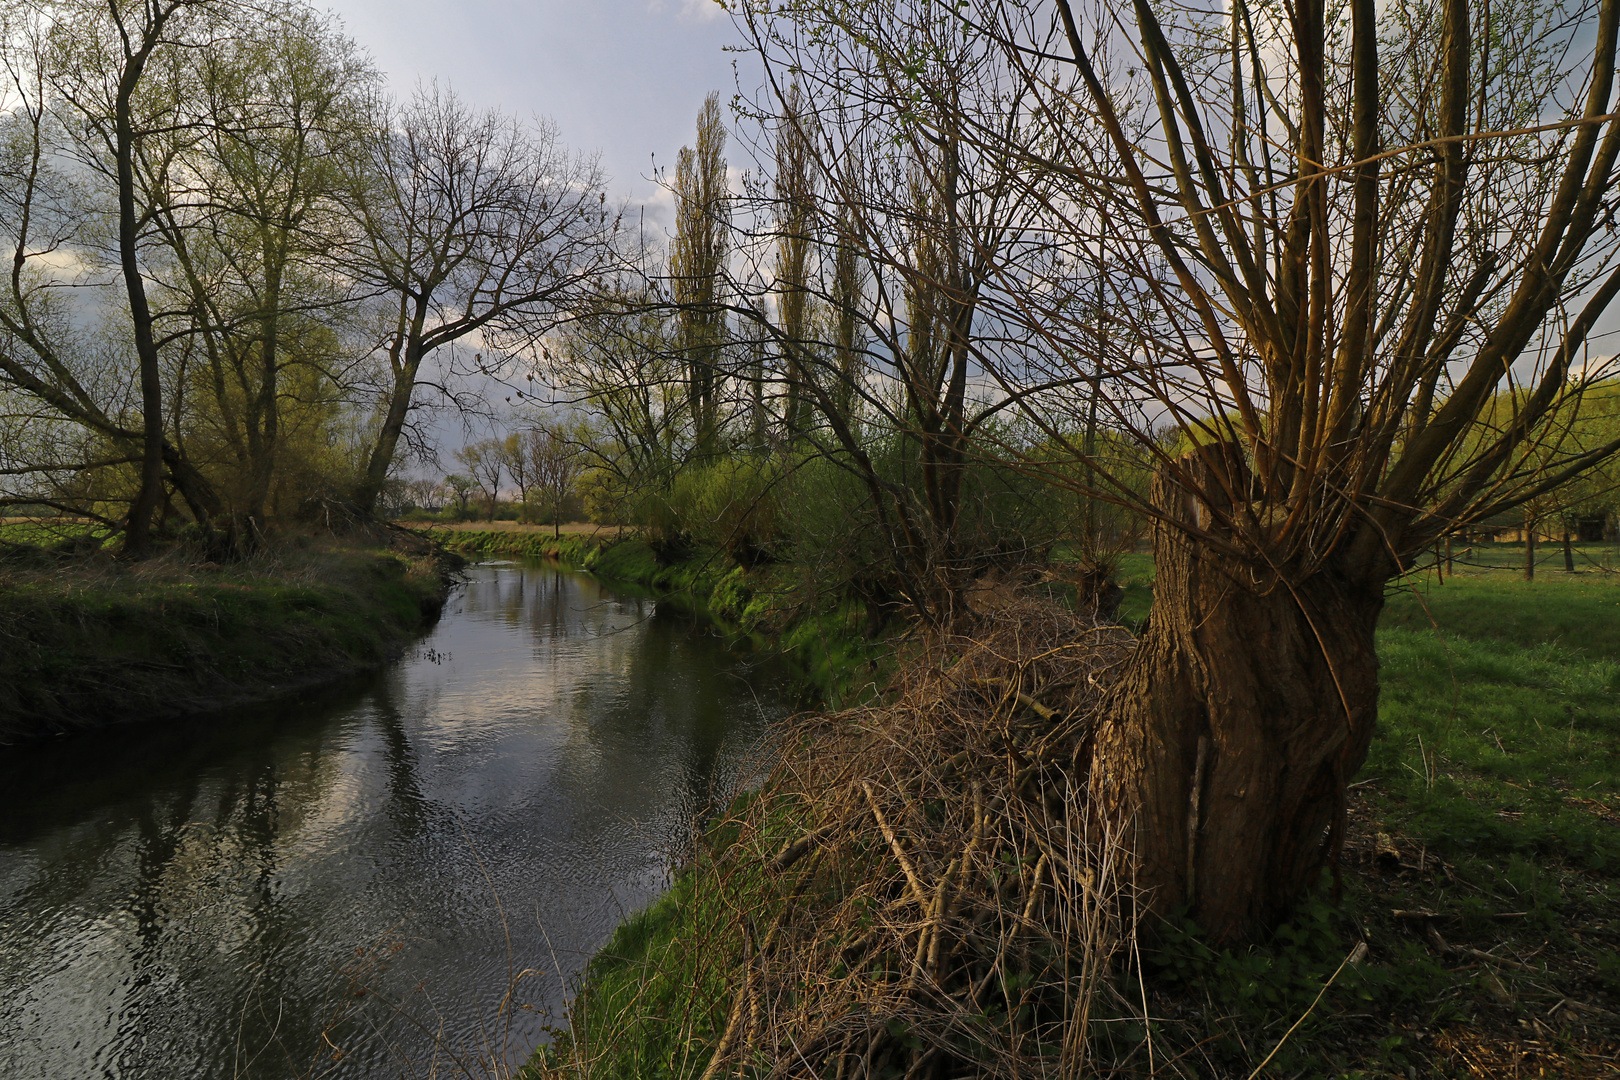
1525;510;1537;581
1089;453;1385;944
353;339;423;515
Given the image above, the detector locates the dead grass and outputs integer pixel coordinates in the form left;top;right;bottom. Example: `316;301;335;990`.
542;597;1146;1079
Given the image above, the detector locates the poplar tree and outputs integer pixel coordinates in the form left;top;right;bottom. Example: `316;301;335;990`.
670;92;730;456
773;84;815;436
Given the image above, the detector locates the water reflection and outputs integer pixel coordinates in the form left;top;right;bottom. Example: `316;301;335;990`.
0;561;786;1079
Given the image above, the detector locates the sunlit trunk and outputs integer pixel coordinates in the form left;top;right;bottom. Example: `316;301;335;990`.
1525;510;1537;581
1089;461;1385;944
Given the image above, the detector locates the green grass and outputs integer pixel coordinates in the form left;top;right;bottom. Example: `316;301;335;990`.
1375;558;1620;877
0;540;449;741
1138;563;1620;1075
1114;549;1155;628
0;517;114;549
1386;549;1620;658
538;556;1620;1077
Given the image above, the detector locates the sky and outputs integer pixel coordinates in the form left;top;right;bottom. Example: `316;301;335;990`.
314;1;761;463
320;0;749;230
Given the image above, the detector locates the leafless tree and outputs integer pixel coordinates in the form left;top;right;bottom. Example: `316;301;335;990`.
525;422;582;537
740;0;1620;943
345;84;620;514
499;431;534;519
455;439;503;521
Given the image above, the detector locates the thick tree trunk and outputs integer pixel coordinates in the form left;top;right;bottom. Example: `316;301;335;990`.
1089;458;1385;944
115;41;166;558
355;344;424;516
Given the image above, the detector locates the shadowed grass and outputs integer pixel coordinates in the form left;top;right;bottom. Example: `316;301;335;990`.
0;537;451;742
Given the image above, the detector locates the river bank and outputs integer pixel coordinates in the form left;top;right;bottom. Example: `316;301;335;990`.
0;559;787;1080
530;562;1620;1079
0;535;456;745
428;526;887;704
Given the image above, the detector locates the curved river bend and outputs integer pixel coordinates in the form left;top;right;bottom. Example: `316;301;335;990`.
0;561;788;1079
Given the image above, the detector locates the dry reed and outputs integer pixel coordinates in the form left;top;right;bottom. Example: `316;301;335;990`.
560;595;1144;1079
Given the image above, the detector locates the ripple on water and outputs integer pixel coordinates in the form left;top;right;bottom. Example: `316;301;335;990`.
0;561;787;1080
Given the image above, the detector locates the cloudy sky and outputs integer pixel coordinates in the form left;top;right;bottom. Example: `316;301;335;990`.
312;2;758;458
322;0;749;228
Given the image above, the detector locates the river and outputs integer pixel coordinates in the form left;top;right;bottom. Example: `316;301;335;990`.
0;560;789;1079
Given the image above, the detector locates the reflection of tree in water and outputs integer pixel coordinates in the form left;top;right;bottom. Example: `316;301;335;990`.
550;597;780;859
373;676;431;841
0;563;789;1080
526;568;577;647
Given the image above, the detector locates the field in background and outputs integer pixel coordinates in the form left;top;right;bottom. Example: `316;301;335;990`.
404;519;625;536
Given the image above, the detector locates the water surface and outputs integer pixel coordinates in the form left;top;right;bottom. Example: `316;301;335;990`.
0;561;787;1079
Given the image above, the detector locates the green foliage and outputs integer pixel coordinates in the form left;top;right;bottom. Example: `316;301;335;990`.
651;455;787;566
780;435;1077;610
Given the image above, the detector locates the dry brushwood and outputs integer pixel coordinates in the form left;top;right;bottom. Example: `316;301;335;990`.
684;598;1141;1079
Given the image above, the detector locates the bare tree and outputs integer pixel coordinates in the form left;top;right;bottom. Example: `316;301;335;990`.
403;475;439;512
455;439;503;521
442;471;475;518
747;0;1620;942
525;422;582;538
345;85;619;514
499;431;534;520
549;286;688;503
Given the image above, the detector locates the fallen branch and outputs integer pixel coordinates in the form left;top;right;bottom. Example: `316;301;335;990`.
768;821;843;873
861;780;930;908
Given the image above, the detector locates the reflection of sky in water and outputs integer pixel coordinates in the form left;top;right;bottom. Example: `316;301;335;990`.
0;562;788;1079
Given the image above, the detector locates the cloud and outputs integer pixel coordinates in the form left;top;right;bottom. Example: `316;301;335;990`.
646;0;726;21
680;0;726;20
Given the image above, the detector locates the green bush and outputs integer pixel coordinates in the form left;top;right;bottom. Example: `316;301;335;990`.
650;455;787;567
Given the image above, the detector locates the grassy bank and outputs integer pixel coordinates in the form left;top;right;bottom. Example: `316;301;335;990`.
534;560;1620;1078
0;536;454;744
433;526;886;704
